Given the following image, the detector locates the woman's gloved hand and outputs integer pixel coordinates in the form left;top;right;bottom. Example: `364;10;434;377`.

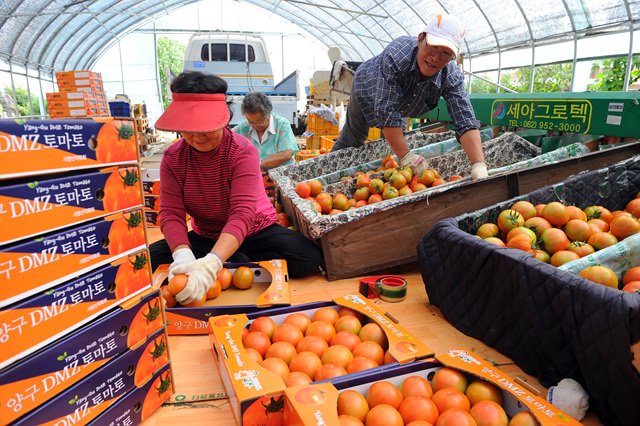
471;162;488;180
400;152;427;176
168;247;196;280
547;378;589;421
171;252;223;304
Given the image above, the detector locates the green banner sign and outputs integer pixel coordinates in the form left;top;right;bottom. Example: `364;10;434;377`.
490;99;592;133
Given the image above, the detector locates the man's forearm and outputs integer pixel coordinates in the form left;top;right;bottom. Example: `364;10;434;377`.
382;127;410;159
459;129;485;164
261;149;293;169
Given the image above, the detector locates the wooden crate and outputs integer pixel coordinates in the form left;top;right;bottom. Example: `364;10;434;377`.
307;142;640;280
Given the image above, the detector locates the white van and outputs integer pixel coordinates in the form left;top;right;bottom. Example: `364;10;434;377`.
183;33;299;127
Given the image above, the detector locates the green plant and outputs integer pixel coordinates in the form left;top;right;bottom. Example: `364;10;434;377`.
157;37;186;109
589;56;640;91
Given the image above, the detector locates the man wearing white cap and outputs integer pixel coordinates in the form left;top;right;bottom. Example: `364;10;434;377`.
332;13;488;180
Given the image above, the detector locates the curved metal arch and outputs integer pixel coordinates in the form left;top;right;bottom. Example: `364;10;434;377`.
511;0;535;92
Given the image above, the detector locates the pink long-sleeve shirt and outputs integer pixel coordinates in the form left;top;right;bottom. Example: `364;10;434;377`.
159;128;276;251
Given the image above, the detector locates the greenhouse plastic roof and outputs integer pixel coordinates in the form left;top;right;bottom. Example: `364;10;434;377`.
1;0;639;71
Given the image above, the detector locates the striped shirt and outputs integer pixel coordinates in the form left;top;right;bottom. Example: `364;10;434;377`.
353;36;479;138
159;128;276;251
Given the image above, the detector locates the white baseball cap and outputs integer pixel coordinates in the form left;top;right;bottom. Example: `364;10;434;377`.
424;14;465;57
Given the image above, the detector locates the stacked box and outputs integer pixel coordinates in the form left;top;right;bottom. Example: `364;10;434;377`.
48;70;108;118
417;155;640;425
108;101;131;117
0;113;172;423
208;293;434;425
284;350;581;426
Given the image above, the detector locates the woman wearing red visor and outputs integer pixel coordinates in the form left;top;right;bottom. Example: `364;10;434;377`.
150;71;324;305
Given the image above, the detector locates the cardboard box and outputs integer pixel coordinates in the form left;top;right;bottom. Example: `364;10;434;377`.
46;91;95;101
10;326;169;425
0;118;139;179
144;194;160;211
284;349;582;426
0;288;166;422
0;249;152;368
86;364;173;424
55;70;102;81
154;259;290;335
0;208;147;307
208;293;434;425
0;166;144;245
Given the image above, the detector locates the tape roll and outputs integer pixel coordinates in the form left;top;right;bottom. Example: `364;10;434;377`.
376;277;407;302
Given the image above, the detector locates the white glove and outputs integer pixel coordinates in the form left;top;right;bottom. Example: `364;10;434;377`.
471;162;489;180
400;152;427;176
547;378;589;421
168;247;196;281
172;253;223;304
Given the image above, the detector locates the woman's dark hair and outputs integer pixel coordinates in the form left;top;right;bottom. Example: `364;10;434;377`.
170;71;233;120
170;71;228;94
241;92;273;116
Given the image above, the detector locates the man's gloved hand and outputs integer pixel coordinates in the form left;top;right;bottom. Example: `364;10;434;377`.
400;152;427;176
471;162;489;180
172;253;223;305
547;378;589;421
168;247;196;281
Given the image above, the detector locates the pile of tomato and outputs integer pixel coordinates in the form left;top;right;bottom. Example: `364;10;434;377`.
334;366;539;426
474;194;640;290
241;307;393;385
294;154;457;216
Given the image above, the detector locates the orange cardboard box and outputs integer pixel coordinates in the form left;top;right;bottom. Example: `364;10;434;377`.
84;364;173;425
0;117;138;179
0;249;152;369
284;349;583;426
55;70;102;81
0;166;143;245
46;91;94;101
0;208;147;307
208;293;434;425
10;327;170;425
154;259;290;335
0;288;166;423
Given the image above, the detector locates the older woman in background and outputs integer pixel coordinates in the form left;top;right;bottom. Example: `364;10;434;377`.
233;92;300;170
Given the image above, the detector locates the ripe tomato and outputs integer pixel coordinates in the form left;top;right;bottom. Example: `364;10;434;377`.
330;331;362;352
107;211;145;255
358;323;388;349
265;341;297;365
335;315;362;335
312;307;340;325
289;351;322;380
353;341;385;365
167;274;188;295
102;167;142;212
470;400;508;426
510;200;537;220
609;215;640;240
314;363;347;381
305;320;336;343
432;388;471;413
579;265;619;288
401;375;433;399
432;367;469;393
250;316;278;339
346;356;379;373
321;344;353;369
160;286;177;308
308;179;323;196
587;231;618;250
541;202;569;227
296;335;329;357
563;219;593;242
217;267;233;290
508;411;538;426
364;404;404;426
245;347;263;364
114;253;151;299
243;331;271;358
284;312;312;334
366;381;404;409
233;266;254;290
399;396;439;424
338;389;370;421
465;380;503;406
295;182;311;198
272;323;304;347
261;357;290;379
435;408;476;426
623;266;640;284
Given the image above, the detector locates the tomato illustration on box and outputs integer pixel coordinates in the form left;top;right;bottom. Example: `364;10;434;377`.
0;288;166;424
208;294;434;425
9;327;169;426
0;166;143;245
0;118;139;179
284;349;582;426
86;365;173;425
0;208;147;307
0;249;152;369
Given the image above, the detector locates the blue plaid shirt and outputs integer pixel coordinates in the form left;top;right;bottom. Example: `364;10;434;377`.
353;36;479;139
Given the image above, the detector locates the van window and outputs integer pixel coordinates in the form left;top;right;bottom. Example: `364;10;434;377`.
230;44;256;62
200;44;209;61
211;44;228;61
